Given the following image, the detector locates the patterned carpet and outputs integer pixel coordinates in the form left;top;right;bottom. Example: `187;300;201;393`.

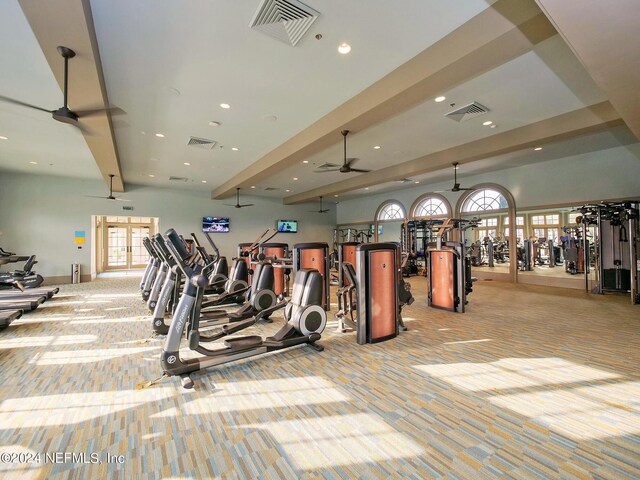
0;276;639;479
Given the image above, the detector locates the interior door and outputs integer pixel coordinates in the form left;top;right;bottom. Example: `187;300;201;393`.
104;223;151;270
130;225;151;268
105;224;129;270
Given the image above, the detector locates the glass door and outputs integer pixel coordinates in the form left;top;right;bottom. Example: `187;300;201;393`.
103;218;153;271
105;225;129;270
130;225;151;268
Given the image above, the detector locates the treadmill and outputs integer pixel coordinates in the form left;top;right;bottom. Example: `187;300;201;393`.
0;296;45;311
0;309;22;329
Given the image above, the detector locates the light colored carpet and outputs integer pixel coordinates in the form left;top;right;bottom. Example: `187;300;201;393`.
0;276;639;479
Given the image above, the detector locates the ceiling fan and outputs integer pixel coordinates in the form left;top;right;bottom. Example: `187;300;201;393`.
224;188;254;208
314;130;371;174
308;196;330;213
86;174;129;201
0;46;123;134
449;162;473;192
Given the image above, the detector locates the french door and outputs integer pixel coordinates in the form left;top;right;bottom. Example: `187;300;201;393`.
104;220;153;270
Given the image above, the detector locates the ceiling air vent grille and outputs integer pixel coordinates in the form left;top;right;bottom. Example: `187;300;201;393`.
187;136;217;150
250;0;320;47
169;176;189;182
445;102;489;122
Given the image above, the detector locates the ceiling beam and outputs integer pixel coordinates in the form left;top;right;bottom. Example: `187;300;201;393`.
212;0;557;199
18;0;124;191
535;0;640;140
283;102;623;204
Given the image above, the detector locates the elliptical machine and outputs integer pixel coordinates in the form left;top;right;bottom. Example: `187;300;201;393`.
152;233;326;389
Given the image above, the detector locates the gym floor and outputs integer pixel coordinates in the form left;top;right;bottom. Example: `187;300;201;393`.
0;278;638;479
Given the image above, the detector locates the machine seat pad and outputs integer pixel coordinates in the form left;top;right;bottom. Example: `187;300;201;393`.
224;335;262;350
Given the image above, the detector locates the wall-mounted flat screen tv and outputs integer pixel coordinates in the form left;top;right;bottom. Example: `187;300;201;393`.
277;220;298;233
203;217;230;233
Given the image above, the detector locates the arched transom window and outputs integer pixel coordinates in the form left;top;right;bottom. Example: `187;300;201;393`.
414;197;448;217
377;201;406;220
462;189;508;212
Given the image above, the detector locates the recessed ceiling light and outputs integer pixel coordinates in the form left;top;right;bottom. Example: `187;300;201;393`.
220;103;230;109
184;162;191;166
148;174;155;178
251;185;256;189
334;194;339;197
338;43;351;54
155;133;165;138
490;124;497;129
534;147;543;151
285;189;291;192
365;187;369;190
29;161;38;165
293;177;298;181
231;147;239;151
303;160;309;164
435;96;446;103
482;121;493;126
141;131;146;135
201;180;207;183
373;145;381;150
209;121;221;127
414;181;420;184
0;136;8;140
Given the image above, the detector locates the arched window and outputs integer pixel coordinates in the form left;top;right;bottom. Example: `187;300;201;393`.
413;196;448;217
376;200;406;220
462;189;508;212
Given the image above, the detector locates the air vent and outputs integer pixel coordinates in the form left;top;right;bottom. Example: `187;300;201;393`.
264;187;280;191
445;102;489;122
187;136;217;150
250;0;320;47
169;176;189;182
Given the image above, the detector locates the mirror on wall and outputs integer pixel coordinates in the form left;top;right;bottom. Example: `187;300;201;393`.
459;211;511;274
515;207;593;283
377;220;403;244
334;223;375;245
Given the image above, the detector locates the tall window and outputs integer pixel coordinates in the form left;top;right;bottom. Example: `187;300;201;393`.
377;201;406;221
414;197;448;217
462;189;508;212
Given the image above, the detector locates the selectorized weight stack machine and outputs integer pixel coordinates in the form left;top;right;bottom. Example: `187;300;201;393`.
427;219;475;313
260;243;290;297
293;243;330;310
338;242;359;287
335;242;408;344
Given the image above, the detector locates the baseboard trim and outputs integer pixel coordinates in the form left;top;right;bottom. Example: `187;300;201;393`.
43;274;93;286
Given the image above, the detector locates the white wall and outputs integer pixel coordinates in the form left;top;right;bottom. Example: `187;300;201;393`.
338;144;640;224
0;172;336;280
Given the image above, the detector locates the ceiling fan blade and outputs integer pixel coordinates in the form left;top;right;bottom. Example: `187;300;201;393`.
348;168;371;173
73;121;97;136
84;195;109;199
239;204;254;207
114;197;131;202
0;95;52;113
76;106;126;118
320;209;330;213
314;169;340;173
223;203;237;207
344;157;359;167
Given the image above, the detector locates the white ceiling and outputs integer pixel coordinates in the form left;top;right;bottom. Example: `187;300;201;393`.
0;0;100;178
1;0;638;204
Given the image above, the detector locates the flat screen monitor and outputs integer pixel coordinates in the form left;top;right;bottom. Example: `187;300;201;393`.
203;217;230;233
277;220;298;233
